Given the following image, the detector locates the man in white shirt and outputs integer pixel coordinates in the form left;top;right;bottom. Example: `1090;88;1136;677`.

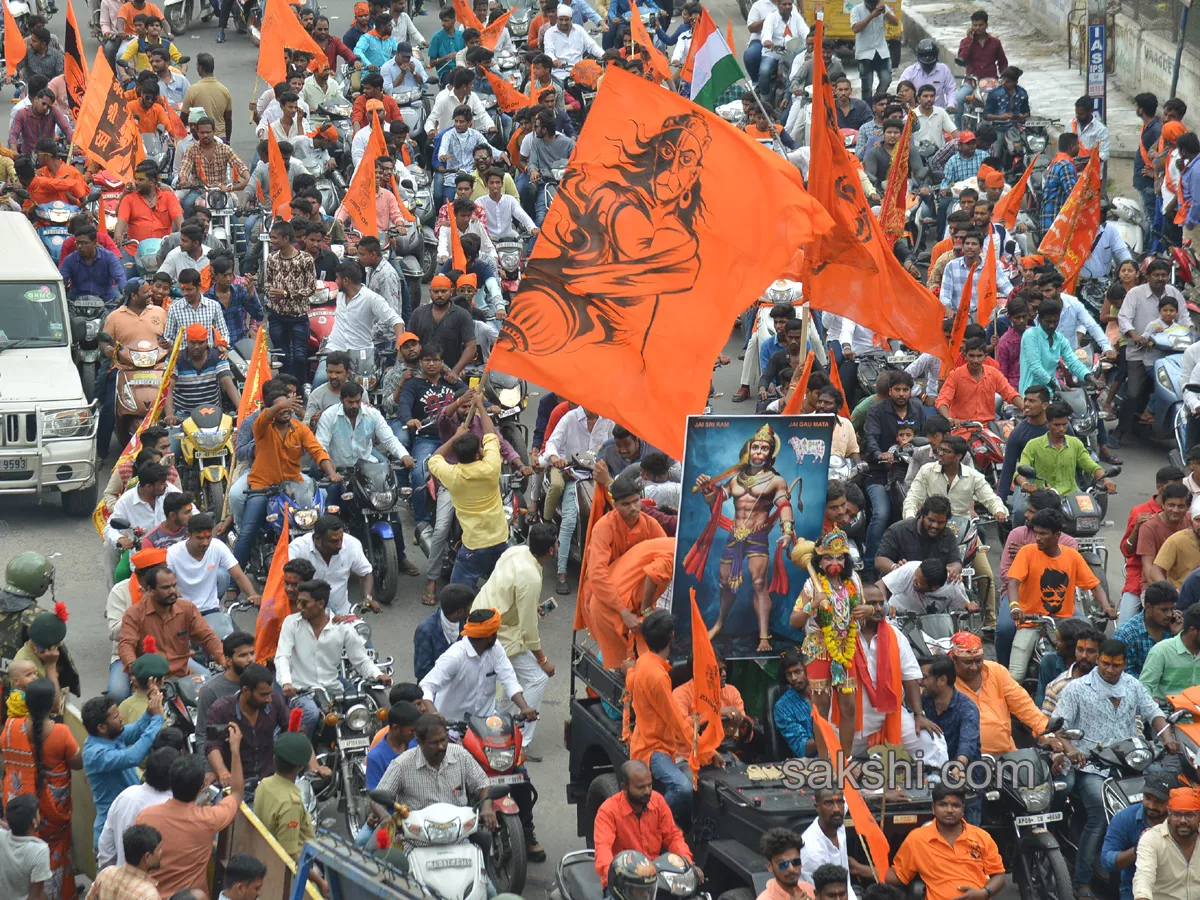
799;790;870;898
301;68;345;115
103;462;182;549
166;512;259;614
476;166;538;239
95;746;175;868
471;523;558;750
743;0;777;83
757;0;807;95
425;67;496;137
288;514;378;616
849;0;897;102
542;405;615;589
1071;96;1111;163
316;260;405;387
275;578;388;734
543;3;603;80
438;197;498;265
881;558;971;615
382;42;427;93
913;83;957;150
389;0;425;47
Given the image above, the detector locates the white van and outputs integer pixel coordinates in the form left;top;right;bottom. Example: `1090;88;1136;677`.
0;211;99;516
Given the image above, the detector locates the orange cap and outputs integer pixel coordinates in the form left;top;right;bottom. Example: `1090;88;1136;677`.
185;324;209;341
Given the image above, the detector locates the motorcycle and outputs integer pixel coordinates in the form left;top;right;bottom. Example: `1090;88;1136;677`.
142;129;176;182
416;466;530;580
1059;348;1105;462
242;479;330;581
483;369;530;462
114;339;169;445
456;713;533;894
947;513;986;600
956;70;999;134
952;419;1009;490
896;608;982;656
91;170;125;234
195;189;237;262
1004;116;1053;179
495;234;525;303
32;200;78;262
68;294;106;402
333;457;406;606
178;403;235;515
553;849;709;900
391;87;428;137
161;668;214;753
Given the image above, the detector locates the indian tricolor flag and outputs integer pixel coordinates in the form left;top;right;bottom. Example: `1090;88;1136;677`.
681;7;742;110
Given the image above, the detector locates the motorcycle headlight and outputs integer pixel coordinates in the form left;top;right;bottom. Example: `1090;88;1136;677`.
425;820;462;843
354;619;371;643
659;870;698;896
130;350;160;367
484;747;515;770
370;490;395;510
344;704;372;732
510;19;528;33
193;426;230;450
496;386;522;408
84;319;102;340
1126;747;1154;770
207;191;229;211
42;407;94;438
1018;782;1052;812
499;251;520;270
293;508;318;529
1027;135;1047;153
1070;412;1096;434
1158;365;1175;391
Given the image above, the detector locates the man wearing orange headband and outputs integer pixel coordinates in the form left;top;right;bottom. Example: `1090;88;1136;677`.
1132;785;1200;900
950;629;1051;758
408;272;478;384
164;322;240;430
102;547;169;702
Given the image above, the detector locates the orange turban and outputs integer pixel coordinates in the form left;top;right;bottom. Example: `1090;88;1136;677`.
1170;787;1200;811
430;274;453;288
456;273;478;289
185;324;209;342
463;609;501;639
950;631;983;656
128;547;169;603
982;169;1005;189
1164;121;1187;145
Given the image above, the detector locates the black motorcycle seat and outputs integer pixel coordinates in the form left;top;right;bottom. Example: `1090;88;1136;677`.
562;858;605;900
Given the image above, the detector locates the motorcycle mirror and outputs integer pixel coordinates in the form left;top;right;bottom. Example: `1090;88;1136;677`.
70;316;86;342
1016;465;1037;479
911;437;930;447
1005;240;1017;254
1062;728;1084;741
367;789;398;809
953;56;966;66
1045;715;1064;734
484;785;511;801
109;517;131;530
1169;708;1189;724
1184;383;1200;394
1101;465;1121;479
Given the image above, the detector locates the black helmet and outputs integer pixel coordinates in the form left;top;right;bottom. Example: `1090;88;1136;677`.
608;851;658;900
917;38;938;66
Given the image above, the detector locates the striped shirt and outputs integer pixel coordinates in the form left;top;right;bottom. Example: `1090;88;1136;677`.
164;296;231;346
172;349;230;414
375;743;488;818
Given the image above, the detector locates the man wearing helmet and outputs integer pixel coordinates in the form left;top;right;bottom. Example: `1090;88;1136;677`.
0;552;80;702
900;39;957;112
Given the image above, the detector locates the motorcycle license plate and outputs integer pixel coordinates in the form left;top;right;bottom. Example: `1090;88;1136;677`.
339;737;370;750
488;774;525;786
1014;812;1063;826
427;858;472;869
0;457;30;471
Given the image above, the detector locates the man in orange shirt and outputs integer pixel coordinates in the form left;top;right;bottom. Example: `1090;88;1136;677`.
33;140;89;205
115;161;184;248
887;783;1006;900
590;535;674;670
949;631;1047;755
117;0;167;35
935;336;1020;425
128;81;174;135
627;610;700;824
592;760;695;886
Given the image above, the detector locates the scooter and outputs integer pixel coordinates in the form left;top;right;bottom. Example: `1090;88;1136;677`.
162;0;193;35
495;235;525;303
69;294;107;402
1109;197;1147;256
114;339;169;446
178;403;235;515
91;170;125;233
1059;348;1105;462
142;129;176;181
1147;327;1197;445
32;200;78;262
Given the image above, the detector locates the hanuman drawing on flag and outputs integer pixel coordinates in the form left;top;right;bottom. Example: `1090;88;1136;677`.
682;424;799;652
497;112;710;368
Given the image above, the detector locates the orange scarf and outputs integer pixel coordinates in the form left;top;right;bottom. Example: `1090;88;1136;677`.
844;619;904;745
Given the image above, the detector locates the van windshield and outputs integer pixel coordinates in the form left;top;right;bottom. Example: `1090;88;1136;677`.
0;281;67;349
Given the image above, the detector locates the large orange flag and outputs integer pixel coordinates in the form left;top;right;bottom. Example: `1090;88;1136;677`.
74;49;145;182
812;711;891;881
781;350;815;414
341;115;386;238
992;157;1036;230
387;174;417;224
3;0;24;77
452;0;483;30
236;327;271;426
481;9;513;48
688;589;723;788
487;68;838;458
257;0;327;87
1038;151;1103;294
62;0;88;112
254;519;291;663
945;260;977;375
629;0;673;85
266;127;293;220
447;202;467;270
483;67;537;113
878;111;913;247
975;235;1000;326
800;19;950;364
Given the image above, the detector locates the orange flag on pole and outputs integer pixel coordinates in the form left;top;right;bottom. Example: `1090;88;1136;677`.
992;157;1036;230
1038;151;1103;294
572;481;611;631
257;0;327;87
485;67;838;458
826;353;853;418
946;260;977;374
798;18;950;365
266;127;293;220
629;0;673;85
62;0;88;112
878;111;913;247
387;174;417;224
74;49;146;182
236;326;271;426
3;0;24;77
782;350;815;414
484;67;537;113
341;114;386;238
96;195;107;236
447;202;467;271
481;9;513;48
254;518;291;664
811;711;892;882
688;588;724;788
452;0;484;30
726;18;735;54
975;235;1000;327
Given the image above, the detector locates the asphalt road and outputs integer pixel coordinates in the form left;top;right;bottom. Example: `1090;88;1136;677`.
0;7;1165;897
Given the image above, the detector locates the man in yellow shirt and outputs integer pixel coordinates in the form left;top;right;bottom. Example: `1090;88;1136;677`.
428;392;510;587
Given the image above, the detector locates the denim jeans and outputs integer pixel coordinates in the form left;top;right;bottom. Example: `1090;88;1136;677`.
1118;591;1143;625
516;172;535;217
954;81;973;130
649;750;692;823
743;40;763;82
756;54;780;97
1137;183;1157;248
857;55;892;101
1064;770;1106;887
405;435;442;523
451;540;508;587
234;493;270;566
229;469;250;527
96;360;117;458
108;659;133;700
557;481;579;575
865;482;891;574
534;183;552;225
268;313;310;385
290;693;322;737
427;488;456;579
180;189;203;217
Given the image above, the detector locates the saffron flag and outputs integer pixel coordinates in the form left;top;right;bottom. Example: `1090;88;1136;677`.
1038;151;1103;294
688;588;724;788
341;115;386;238
811;712;891;881
573;481;612;630
74;49;145;182
96;196;107;236
236;326;271;426
253;518;291;664
62;0;88;112
452;0;484;30
3;0;24;77
947;260;977;372
387;174;417;224
487;67;838;458
266;127;293;220
878;111;913;247
826;353;852;418
781;350;815;414
799;19;950;364
681;7;741;110
992;157;1036;230
257;0;327;87
975;236;1000;326
481;9;513;48
447;202;467;271
483;67;536;113
726;18;735;54
629;0;673;85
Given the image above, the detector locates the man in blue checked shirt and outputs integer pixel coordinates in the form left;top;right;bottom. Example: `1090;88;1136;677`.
940;228;1012;315
773;648;816;758
204;256;263;346
937;131;987;236
59;224;127;302
1041;133;1080;232
1101;772;1172;900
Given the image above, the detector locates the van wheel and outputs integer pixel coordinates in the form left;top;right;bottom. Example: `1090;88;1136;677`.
61;481;98;518
584;773;620;848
